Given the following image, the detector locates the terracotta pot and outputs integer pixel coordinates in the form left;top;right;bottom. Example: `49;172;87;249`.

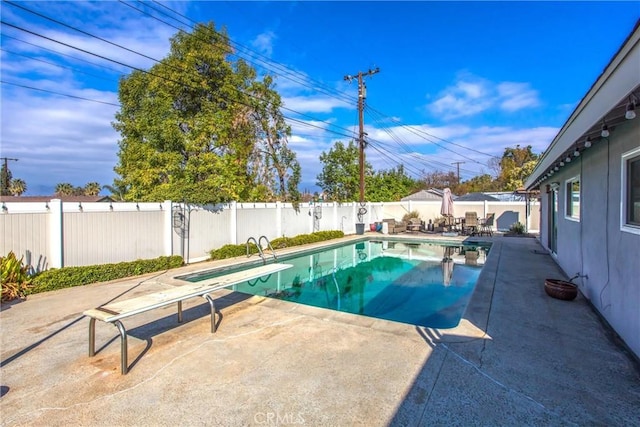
544;279;578;301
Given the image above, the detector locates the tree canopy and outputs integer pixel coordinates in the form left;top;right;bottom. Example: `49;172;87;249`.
1;163;13;196
54;182;103;197
495;145;540;190
112;23;300;204
316;141;419;202
366;166;418;201
1;164;28;196
316;140;371;202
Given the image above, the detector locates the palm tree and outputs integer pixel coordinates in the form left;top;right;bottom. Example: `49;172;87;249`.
84;182;101;196
54;182;74;196
9;178;27;196
102;182;127;201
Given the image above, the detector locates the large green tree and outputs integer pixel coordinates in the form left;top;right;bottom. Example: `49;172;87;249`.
112;23;299;204
317;140;373;202
247;75;301;202
54;182;75;196
9;178;27;196
419;170;460;193
84;182;101;196
495;145;540;190
457;173;499;194
366;165;417;201
1;163;12;196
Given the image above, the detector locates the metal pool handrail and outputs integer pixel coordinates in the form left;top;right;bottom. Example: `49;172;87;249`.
246;237;265;264
246;236;278;264
259;235;278;262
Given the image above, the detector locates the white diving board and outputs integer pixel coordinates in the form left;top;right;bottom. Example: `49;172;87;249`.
84;263;292;374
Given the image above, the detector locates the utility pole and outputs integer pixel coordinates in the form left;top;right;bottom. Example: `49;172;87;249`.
344;67;379;203
1;157;18;196
452;161;465;185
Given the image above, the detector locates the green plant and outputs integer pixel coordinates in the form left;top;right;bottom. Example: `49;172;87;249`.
402;210;420;222
509;222;526;235
209;230;344;260
29;255;183;295
210;244;260;260
1;251;33;302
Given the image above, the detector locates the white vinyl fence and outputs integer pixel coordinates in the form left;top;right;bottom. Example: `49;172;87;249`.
1;198;538;269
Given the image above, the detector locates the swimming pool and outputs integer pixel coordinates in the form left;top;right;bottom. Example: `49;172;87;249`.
181;239;490;329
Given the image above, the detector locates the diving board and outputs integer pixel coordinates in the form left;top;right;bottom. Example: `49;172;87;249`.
84;263;293;374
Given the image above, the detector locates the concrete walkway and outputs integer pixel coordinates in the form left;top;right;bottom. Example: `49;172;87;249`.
1;235;639;426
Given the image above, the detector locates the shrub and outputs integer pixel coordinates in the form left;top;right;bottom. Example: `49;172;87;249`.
209;230;344;260
210;243;260;260
29;255;183;295
509;222;526;235
1;251;33;302
402;210;420;222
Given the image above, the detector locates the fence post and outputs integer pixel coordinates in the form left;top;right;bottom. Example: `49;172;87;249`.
49;198;63;268
162;200;173;256
230;201;237;244
276;201;282;237
352;202;357;230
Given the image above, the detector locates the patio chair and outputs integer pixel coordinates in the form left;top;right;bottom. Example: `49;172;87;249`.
480;213;495;236
464;212;479;236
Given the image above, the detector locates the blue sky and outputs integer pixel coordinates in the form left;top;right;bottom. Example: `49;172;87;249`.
1;1;638;196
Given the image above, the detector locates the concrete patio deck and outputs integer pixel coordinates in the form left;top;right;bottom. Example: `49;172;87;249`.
1;235;639;426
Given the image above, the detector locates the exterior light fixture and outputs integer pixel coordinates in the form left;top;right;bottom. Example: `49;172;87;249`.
574;148;580;157
601;121;610;138
565;156;572;163
585;137;592;148
554;166;559;171
626;99;636;120
560;161;565;166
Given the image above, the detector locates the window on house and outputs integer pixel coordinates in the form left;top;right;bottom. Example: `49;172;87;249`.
565;176;580;220
622;147;640;232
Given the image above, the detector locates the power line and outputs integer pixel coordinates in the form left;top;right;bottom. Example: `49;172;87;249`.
364;106;479;176
366;104;497;158
344;67;380;204
148;0;357;105
1;34;127;75
0;80;120;106
0;19;357;139
3;1;494;182
0;48;119;83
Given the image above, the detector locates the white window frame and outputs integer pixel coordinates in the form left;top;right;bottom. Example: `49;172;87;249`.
621;146;640;235
564;175;580;222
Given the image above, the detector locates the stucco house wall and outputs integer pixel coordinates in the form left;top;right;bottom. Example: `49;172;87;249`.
527;20;640;359
540;119;640;358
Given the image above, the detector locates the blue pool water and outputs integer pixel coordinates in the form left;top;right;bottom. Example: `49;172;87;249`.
183;240;490;329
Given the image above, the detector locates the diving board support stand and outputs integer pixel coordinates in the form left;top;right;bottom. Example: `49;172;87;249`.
85;263;292;375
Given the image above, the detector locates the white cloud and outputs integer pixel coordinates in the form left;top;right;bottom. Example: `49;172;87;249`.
283;95;351;113
251;31;276;57
497;82;541;111
428;74;541;120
